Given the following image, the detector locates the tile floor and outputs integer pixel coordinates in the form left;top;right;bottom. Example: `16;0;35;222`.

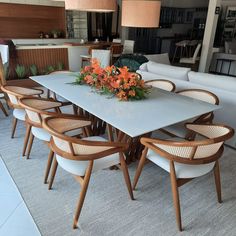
0;156;41;236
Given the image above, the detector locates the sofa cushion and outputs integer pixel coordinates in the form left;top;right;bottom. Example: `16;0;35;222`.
139;62;148;71
146;61;190;81
144;53;170;65
188;71;236;93
137;70;177;82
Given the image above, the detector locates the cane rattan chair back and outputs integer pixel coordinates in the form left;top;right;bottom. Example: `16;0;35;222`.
19;97;63;128
177;89;219;105
134;123;234;232
177;89;219;124
44;116;128;162
142;124;233;164
43;116;134;229
145;79;176;92
1;85;43;108
1;85;43;138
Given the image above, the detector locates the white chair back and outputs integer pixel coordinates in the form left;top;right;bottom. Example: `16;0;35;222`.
91;49;111;68
0;45;9;64
193;43;201;61
145;79;175;92
178;89;219;105
123;40;135;54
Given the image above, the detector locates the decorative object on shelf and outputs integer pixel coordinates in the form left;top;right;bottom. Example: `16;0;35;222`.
122;0;161;28
65;0;117;12
39;31;44;39
73;59;149;101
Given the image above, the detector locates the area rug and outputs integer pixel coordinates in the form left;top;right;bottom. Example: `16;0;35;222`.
1;111;236;236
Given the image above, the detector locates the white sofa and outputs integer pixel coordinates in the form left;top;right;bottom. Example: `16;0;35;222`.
137;61;236;148
144;53;170;65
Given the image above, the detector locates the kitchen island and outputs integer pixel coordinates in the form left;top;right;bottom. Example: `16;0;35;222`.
16;43;89;72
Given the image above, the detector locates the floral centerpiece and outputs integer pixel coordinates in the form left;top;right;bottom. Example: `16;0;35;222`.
73;59;149;101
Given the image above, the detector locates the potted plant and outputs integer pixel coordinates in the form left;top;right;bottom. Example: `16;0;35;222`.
15;64;27;79
51;29;61;38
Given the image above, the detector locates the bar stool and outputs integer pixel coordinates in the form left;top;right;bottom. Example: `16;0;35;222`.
172;40;190;63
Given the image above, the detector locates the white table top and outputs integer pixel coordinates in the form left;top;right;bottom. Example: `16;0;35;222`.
31;74;220;138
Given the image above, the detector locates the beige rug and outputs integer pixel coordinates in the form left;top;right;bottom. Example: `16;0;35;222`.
1;111;236;236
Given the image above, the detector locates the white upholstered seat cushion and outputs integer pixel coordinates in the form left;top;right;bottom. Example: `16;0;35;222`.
147;147;215;179
163;118;196;138
31;127;51;142
13;109;26;121
56;136;120;176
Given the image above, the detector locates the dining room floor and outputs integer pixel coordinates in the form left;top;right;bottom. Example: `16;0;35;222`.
1;105;236;236
0;153;41;236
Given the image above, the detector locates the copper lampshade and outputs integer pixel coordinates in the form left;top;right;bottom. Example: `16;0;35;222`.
122;0;161;28
65;0;117;12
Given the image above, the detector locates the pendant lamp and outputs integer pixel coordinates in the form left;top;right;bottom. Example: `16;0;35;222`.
122;0;161;28
65;0;117;12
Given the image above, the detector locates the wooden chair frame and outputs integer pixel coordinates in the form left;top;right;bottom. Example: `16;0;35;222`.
145;79;176;92
161;89;220;139
43;116;134;229
0;53;9;116
133;123;234;231
19;97;92;185
1;85;43;139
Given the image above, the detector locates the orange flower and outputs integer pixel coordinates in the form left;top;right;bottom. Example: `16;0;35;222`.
93;66;104;75
117;90;128;101
110;79;121;89
84;75;94;85
128;90;136;97
76;59;149;101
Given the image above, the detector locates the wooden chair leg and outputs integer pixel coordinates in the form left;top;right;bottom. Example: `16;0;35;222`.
72;104;78;115
11;117;18;138
44;150;54;184
3;94;9;109
0;101;8;116
132;147;148;190
213;160;222;203
73;161;93;229
22;124;31;156
26;132;34;159
48;157;58;190
172;46;178;63
119;152;134;200
170;161;182;232
47;89;50;99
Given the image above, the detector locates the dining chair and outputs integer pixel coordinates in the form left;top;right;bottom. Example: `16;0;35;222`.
123;40;135;54
110;44;123;64
179;43;202;65
43;116;134;229
162;89;219;139
80;44;105;67
0;50;9;116
1;85;43;142
18;97;91;184
172;40;190;63
145;79;176;92
91;49;111;68
133;123;234;231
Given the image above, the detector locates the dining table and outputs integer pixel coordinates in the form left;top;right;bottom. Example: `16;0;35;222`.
31;73;220;162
